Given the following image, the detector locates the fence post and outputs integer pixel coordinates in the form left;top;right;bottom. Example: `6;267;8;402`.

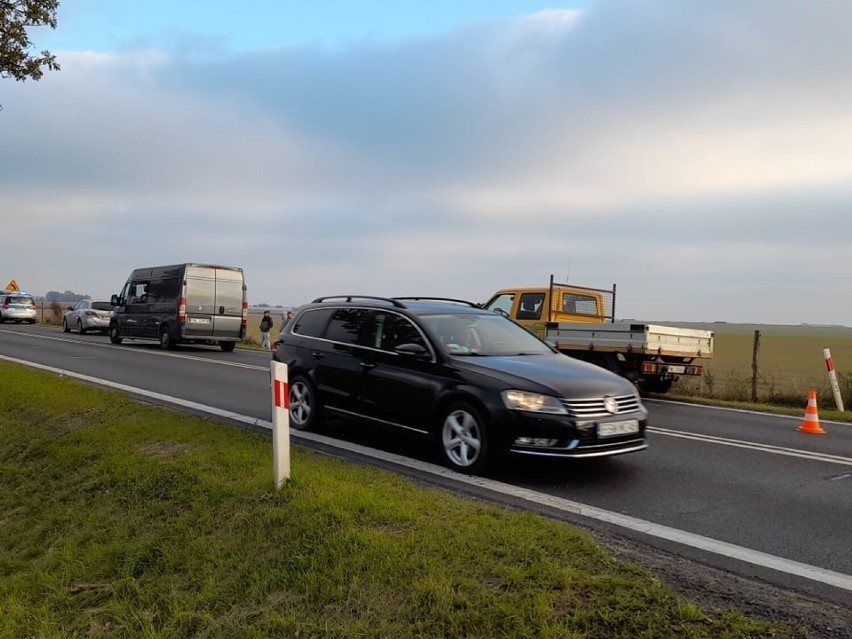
823;348;845;412
270;360;291;488
751;330;760;402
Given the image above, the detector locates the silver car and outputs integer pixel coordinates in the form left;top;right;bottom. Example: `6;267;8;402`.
0;294;37;324
63;300;114;334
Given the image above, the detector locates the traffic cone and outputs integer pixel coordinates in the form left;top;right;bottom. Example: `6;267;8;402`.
797;391;826;435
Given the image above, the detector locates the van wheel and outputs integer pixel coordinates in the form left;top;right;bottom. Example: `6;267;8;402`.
220;341;236;352
159;326;175;350
109;324;123;344
77;319;86;335
437;402;490;474
289;376;321;431
63;319;70;333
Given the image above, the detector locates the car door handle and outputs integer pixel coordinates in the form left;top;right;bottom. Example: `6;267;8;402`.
360;362;376;369
311;351;324;359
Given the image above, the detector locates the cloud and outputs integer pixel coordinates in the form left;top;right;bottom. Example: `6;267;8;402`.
2;2;852;324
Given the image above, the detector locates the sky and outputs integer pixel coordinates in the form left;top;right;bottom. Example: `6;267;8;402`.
3;0;852;324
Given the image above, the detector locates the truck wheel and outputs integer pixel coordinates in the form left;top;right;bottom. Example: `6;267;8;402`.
436;401;490;474
220;341;236;352
109;324;123;344
289;376;321;431
159;326;175;350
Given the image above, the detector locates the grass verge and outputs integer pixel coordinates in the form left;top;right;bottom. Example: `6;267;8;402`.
0;361;807;638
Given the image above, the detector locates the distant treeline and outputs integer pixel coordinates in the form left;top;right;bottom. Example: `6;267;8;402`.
40;291;90;303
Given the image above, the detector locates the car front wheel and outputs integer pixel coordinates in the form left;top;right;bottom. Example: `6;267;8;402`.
437;402;490;474
109;324;123;344
289;376;321;431
63;319;70;333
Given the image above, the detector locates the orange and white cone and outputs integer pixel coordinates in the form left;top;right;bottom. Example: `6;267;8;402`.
797;391;826;435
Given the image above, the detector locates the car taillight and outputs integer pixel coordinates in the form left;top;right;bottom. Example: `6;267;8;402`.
178;297;186;323
85;311;97;316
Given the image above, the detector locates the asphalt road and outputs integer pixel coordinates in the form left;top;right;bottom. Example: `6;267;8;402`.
2;324;850;611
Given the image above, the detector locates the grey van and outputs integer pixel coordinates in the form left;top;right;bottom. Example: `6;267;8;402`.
109;263;247;351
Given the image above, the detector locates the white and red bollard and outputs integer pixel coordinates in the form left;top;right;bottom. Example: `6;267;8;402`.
823;348;845;412
271;361;290;488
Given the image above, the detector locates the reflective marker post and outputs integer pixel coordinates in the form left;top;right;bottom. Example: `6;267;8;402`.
271;361;291;488
823;348;845;412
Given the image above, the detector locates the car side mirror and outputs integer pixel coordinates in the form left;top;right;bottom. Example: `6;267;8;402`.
395;343;429;358
66;306;73;311
110;294;121;306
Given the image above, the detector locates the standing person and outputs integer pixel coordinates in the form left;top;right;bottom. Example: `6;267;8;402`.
259;310;274;350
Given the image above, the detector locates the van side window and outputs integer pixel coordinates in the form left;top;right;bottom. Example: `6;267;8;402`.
369;312;427;352
146;278;180;304
324;308;369;345
129;282;149;304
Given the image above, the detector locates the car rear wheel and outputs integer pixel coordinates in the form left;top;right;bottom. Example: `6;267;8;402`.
289;375;320;431
159;326;175;350
63;319;70;333
437;402;490;474
109;323;123;344
77;319;86;335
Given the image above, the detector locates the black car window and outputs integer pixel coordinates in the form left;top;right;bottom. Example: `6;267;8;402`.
92;302;112;311
292;308;335;338
324;307;369;345
369;311;427;352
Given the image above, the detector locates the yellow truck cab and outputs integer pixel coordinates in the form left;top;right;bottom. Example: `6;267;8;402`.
483;277;713;394
484;282;612;339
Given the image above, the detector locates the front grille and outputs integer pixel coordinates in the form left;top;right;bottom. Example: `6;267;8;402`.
559;394;642;418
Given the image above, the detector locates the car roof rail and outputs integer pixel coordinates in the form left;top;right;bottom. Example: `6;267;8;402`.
311;295;406;308
393;297;481;308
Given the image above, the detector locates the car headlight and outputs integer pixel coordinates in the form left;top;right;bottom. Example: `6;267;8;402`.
501;390;567;414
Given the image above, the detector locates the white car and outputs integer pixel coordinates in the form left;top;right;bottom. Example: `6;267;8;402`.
0;293;37;324
63;300;114;334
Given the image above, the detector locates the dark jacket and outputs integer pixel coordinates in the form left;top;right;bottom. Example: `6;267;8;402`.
260;315;274;332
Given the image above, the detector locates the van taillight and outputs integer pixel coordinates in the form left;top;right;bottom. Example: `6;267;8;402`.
241;301;248;327
178;297;186;323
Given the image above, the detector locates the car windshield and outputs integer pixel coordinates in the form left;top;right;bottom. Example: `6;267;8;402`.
419;312;553;356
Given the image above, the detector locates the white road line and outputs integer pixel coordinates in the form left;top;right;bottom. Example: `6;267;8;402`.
2;354;851;594
645;397;850;426
649;426;852;465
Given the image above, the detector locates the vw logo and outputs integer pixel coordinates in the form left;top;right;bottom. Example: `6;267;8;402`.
603;396;619;414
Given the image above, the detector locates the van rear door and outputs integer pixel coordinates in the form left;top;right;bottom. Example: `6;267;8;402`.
211;267;245;339
182;265;245;340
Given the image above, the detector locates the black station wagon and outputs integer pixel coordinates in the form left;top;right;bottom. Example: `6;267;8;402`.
272;296;648;474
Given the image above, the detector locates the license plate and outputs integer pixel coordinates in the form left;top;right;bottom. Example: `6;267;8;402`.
662;365;686;374
188;317;211;324
598;419;640;437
